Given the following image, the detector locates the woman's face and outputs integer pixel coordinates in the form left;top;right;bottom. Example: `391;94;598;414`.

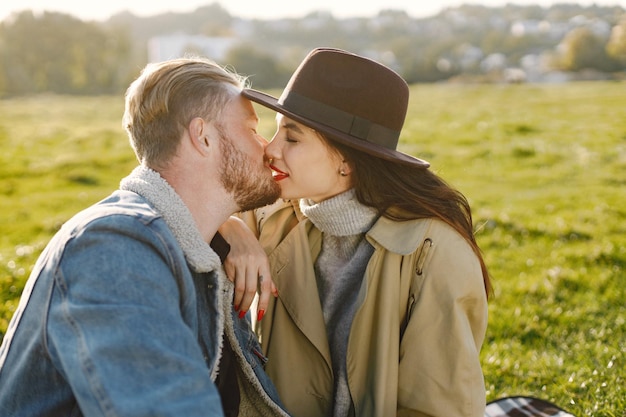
265;114;352;203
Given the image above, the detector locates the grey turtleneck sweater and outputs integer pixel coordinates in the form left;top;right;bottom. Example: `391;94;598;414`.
300;189;378;417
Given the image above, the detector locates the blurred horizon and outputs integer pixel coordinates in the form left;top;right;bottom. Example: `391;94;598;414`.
2;0;626;22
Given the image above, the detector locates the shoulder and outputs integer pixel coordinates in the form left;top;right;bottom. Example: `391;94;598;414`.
369;217;483;289
57;190;174;251
418;221;485;301
368;217;462;255
51;192;187;282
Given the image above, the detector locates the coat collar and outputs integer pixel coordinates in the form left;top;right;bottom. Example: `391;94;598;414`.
120;165;222;273
366;216;433;255
120;165;229;381
120;166;289;414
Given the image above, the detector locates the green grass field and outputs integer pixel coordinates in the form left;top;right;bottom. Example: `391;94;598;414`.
1;83;625;416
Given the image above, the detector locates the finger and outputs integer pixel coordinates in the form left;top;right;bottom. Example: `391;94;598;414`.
237;267;258;316
232;267;247;312
256;272;275;322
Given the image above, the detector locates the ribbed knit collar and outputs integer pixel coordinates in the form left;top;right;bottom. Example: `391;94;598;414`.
299;189;378;237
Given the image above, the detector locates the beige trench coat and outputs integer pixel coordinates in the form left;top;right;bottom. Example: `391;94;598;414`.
243;200;488;417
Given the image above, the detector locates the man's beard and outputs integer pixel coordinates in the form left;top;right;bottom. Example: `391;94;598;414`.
217;128;280;212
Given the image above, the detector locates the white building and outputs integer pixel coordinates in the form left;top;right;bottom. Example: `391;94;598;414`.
148;33;238;63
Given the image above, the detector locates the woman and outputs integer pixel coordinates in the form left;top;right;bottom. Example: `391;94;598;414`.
222;48;491;417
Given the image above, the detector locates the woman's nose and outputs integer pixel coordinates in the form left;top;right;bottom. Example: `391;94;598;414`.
264;134;280;159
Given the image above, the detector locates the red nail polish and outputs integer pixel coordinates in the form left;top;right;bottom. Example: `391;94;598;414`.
234;304;239;312
257;309;265;322
238;310;246;319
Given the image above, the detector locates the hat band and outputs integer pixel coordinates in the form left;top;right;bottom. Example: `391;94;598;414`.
279;91;400;150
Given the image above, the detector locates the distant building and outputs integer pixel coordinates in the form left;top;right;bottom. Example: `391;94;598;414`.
148;33;238;63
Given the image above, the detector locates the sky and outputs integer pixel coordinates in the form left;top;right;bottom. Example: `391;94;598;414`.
1;0;625;22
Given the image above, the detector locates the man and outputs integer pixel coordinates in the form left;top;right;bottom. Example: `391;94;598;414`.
0;57;287;416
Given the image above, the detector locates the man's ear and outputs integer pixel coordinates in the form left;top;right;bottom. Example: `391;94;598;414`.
188;117;211;154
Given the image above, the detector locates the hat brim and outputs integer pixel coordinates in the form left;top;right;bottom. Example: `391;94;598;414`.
242;89;430;168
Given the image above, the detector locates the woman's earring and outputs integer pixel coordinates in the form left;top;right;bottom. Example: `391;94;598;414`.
340;169;347;177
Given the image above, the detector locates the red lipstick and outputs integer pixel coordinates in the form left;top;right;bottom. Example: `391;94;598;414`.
270;164;289;181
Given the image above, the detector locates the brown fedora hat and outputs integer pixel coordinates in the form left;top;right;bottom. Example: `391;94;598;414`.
242;47;429;167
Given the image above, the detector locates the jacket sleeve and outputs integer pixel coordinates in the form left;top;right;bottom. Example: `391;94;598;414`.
45;215;225;417
397;223;488;417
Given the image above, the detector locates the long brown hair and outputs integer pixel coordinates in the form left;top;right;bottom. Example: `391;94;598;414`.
331;139;492;298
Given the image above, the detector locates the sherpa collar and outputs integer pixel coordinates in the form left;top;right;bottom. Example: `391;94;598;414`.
120;165;229;382
119;166;288;415
119;165;221;273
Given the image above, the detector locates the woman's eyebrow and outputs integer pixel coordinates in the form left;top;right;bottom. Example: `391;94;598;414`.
282;121;305;133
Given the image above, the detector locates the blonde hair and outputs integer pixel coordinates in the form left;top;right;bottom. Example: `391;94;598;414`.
122;57;247;168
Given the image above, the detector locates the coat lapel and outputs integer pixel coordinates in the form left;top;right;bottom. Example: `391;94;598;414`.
268;220;332;367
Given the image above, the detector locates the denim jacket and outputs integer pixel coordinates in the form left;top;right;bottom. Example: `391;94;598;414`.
0;166;289;417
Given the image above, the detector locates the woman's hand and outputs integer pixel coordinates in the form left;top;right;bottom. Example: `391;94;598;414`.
219;216;277;322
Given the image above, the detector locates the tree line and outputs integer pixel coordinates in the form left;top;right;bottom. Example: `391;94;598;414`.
0;12;133;96
1;3;625;97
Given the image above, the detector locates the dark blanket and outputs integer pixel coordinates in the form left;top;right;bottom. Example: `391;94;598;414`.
485;396;577;417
